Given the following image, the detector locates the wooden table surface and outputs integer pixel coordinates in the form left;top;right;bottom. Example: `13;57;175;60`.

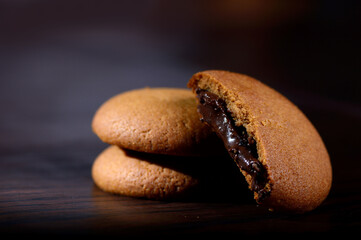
1;1;360;237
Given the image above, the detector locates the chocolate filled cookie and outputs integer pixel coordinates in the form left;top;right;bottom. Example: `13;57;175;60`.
187;70;332;213
92;88;221;156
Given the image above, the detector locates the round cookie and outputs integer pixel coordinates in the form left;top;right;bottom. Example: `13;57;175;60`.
92;87;221;156
92;145;200;200
187;70;332;213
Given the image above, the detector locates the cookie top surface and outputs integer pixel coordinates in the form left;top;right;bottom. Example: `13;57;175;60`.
188;70;332;213
91;145;200;200
92;87;220;156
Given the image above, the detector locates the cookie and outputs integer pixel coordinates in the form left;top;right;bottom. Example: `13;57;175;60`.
92;87;221;156
187;70;332;213
91;145;200;200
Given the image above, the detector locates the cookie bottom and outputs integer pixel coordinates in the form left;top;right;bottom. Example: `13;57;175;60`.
92;145;201;200
92;145;250;201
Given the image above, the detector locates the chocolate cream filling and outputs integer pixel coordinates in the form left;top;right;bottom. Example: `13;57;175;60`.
196;88;270;202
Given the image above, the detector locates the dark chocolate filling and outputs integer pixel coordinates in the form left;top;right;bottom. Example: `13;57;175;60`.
196;88;270;201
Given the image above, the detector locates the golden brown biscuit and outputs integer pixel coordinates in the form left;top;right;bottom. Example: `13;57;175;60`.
92;88;221;156
91;145;200;200
188;70;332;213
92;145;249;201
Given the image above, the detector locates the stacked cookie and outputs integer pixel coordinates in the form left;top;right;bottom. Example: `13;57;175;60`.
91;87;231;200
91;71;332;213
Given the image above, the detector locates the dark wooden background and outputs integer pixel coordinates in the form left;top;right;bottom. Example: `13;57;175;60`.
1;1;360;237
